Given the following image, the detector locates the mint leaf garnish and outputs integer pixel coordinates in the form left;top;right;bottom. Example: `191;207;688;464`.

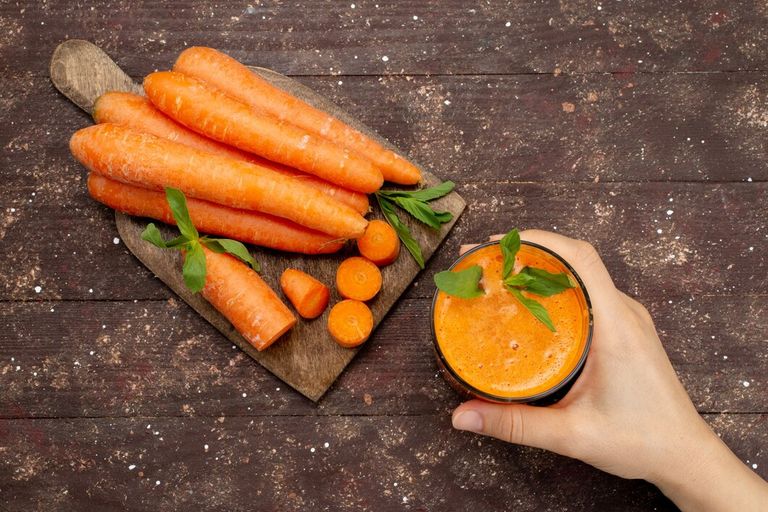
434;265;484;299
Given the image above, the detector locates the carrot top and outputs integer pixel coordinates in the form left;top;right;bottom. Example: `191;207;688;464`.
141;187;259;292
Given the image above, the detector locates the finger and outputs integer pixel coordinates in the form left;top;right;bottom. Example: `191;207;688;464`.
459;244;478;256
517;229;618;312
452;400;570;455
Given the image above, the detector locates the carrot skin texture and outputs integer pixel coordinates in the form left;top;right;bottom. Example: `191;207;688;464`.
70;124;368;239
88;174;343;255
200;246;296;351
143;71;384;193
356;219;400;266
92;91;368;214
279;269;331;319
174;47;422;185
327;299;374;348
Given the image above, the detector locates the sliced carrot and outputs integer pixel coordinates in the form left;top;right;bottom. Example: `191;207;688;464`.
88;174;343;254
327;299;373;348
200;246;296;351
335;256;382;301
143;71;384;193
92;91;369;214
279;269;331;319
70;124;368;239
174;47;422;185
356;219;400;266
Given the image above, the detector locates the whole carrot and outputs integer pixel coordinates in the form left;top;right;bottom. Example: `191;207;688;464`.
93;91;369;214
70;124;368;239
88;174;343;254
143;71;384;193
201;246;296;351
174;47;422;185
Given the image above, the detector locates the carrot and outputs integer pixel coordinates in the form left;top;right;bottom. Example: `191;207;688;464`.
143;71;384;193
88;174;343;254
93;91;369;214
70;124;368;239
356;219;400;266
174;47;422;185
327;299;374;348
200;246;296;351
280;269;331;319
335;256;382;301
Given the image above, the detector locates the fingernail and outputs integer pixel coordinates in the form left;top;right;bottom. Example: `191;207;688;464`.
452;410;483;433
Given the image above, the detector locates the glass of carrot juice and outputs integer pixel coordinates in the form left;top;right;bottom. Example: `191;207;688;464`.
431;240;593;404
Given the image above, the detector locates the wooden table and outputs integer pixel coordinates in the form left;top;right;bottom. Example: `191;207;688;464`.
1;2;766;510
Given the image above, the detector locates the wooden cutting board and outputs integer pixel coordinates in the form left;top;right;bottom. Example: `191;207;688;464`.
49;39;465;402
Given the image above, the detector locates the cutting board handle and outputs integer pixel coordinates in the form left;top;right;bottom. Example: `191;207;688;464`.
50;39;142;114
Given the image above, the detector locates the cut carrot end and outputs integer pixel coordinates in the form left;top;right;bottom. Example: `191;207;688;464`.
335;256;382;301
201;248;296;351
357;219;400;266
280;268;330;319
327;299;373;348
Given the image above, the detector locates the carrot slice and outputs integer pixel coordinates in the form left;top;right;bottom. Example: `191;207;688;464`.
92;91;369;214
327;300;373;348
70;124;368;239
356;219;400;266
335;256;382;301
201;246;296;351
279;269;331;319
88;174;343;255
143;71;384;193
174;47;422;185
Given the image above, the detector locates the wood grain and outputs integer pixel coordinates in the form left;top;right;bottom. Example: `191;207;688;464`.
2;182;764;302
0;414;765;511
4;1;768;77
48;40;465;401
1;295;766;418
2;2;767;511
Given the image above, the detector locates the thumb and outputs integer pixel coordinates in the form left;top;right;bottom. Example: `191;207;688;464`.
452;400;570;454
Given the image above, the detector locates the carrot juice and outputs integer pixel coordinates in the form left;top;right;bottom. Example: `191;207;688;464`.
432;241;592;403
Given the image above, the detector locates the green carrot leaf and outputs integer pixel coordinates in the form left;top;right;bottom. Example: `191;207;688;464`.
379;181;455;202
434;265;485;299
500;229;521;279
517;267;575;297
377;195;424;269
508;287;556;332
182;241;207;293
165;187;199;241
391;197;444;229
166;235;191;248
434;210;454;224
142;190;261;293
141;223;169;248
202;238;261;272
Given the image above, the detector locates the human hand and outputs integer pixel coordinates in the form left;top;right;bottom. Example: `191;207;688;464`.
451;230;768;511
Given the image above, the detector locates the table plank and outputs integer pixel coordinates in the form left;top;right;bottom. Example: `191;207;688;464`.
2;2;767;510
1;295;765;418
2;1;767;77
0;414;765;511
5;73;768;189
2;181;765;302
